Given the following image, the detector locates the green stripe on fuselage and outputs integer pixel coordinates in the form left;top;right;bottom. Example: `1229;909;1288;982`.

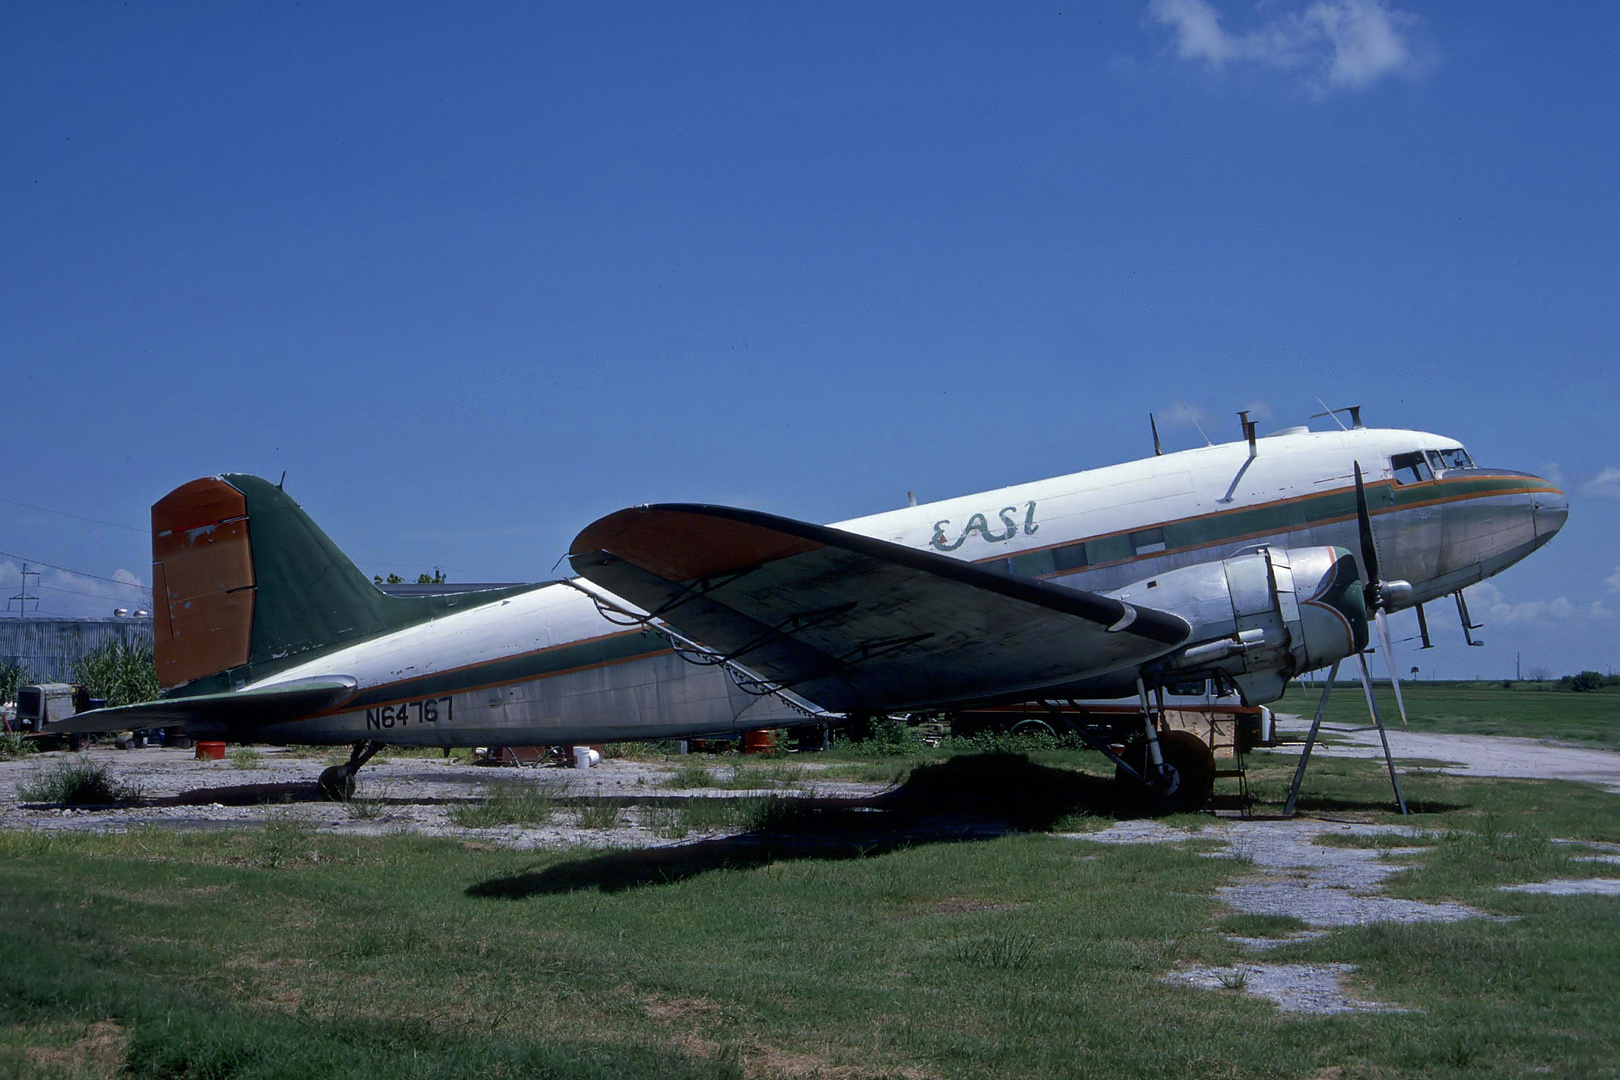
978;474;1544;571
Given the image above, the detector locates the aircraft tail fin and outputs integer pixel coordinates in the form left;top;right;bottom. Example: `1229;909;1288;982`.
151;475;533;692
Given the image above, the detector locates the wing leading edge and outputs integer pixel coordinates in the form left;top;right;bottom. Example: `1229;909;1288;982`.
569;505;1190;713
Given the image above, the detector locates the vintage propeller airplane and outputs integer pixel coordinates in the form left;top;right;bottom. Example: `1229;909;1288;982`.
45;409;1566;812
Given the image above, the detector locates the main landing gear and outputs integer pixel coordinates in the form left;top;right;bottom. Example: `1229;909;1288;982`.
318;740;384;801
1114;729;1217;817
1111;678;1216;817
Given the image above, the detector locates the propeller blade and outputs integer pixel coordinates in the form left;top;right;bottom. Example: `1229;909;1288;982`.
1375;608;1410;726
1353;461;1381;594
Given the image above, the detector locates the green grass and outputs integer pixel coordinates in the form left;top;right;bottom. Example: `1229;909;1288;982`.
228;747;265;769
658;761;716;789
447;783;560;828
1297;680;1620;749
576;800;624;829
641;797;781;839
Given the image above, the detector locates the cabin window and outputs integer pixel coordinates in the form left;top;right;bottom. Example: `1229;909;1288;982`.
1435;446;1475;471
1165;678;1208;697
1052;542;1089;572
1390;451;1434;485
1007;549;1055;577
1130;527;1167;555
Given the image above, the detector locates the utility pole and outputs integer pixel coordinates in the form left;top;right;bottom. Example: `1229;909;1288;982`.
8;563;40;617
1516;652;1521;681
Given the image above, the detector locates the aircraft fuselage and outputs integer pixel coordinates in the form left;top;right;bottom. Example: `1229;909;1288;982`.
213;426;1566;746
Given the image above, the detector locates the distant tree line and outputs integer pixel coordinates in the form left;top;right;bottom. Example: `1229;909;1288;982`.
373;569;447;586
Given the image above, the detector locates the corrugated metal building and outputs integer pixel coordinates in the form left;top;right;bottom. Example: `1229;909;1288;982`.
0;618;154;681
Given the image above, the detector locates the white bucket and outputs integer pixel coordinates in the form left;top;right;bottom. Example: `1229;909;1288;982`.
572;746;602;770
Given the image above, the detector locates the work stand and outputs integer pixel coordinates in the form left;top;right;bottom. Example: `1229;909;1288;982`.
1284;656;1409;817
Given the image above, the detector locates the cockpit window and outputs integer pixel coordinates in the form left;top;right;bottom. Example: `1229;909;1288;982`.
1435;446;1475;470
1390;451;1434;484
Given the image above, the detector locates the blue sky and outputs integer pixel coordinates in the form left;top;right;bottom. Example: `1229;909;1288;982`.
2;1;1615;682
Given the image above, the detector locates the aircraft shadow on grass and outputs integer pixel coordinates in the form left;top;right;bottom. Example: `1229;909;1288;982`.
465;752;1474;899
470;753;1120;899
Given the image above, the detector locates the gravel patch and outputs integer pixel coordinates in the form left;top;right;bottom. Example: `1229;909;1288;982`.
1164;963;1410;1014
0;746;886;848
1073;818;1480;928
1071;817;1481;1014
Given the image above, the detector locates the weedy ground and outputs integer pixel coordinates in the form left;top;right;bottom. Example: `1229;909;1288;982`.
4;747;1620;1078
4;684;1619;1078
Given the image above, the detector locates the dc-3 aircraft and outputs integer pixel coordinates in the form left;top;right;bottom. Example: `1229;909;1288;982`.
46;409;1566;812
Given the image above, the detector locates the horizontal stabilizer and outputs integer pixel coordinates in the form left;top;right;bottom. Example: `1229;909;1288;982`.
570;505;1191;713
39;677;358;735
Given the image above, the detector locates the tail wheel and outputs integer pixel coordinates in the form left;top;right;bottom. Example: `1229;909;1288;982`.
1115;729;1216;816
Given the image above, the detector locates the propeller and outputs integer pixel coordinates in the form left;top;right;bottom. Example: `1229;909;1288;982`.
1353;462;1411;726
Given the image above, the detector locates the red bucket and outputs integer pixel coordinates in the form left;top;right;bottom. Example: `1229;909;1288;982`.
742;729;776;755
195;741;227;760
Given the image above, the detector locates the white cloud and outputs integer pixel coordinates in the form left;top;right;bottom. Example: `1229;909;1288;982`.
1466;582;1615;628
1541;461;1566;487
1607;566;1620;594
0;559;152;620
1146;0;1424;93
1584;466;1620;498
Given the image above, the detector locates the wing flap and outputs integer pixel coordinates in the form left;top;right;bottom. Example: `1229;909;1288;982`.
39;678;358;735
570;505;1190;712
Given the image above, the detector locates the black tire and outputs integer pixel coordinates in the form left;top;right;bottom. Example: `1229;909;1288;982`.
318;765;356;802
1114;729;1216;816
1009;718;1058;738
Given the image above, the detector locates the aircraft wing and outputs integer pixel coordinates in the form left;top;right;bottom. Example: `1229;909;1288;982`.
38;677;359;735
569;505;1191;713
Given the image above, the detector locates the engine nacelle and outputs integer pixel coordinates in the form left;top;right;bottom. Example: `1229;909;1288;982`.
1106;546;1368;706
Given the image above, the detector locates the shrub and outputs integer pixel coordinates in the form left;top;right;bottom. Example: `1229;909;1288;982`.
1568;670;1606;692
16;758;139;805
850;717;922;756
0;730;30;760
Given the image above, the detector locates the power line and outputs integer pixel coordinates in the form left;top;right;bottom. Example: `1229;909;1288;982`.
0;549;152;592
0;497;144;533
34;582;148;601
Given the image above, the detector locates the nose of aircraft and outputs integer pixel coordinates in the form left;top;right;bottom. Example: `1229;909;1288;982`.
1533;479;1569;546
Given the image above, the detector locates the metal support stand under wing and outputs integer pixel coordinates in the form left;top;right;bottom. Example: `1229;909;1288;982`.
1284;656;1408;817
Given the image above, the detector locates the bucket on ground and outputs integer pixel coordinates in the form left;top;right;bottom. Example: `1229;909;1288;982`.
195;741;226;760
742;729;776;754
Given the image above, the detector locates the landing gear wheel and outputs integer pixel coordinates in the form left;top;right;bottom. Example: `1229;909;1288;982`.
1115;730;1216;817
318;765;357;802
1010;718;1058;739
